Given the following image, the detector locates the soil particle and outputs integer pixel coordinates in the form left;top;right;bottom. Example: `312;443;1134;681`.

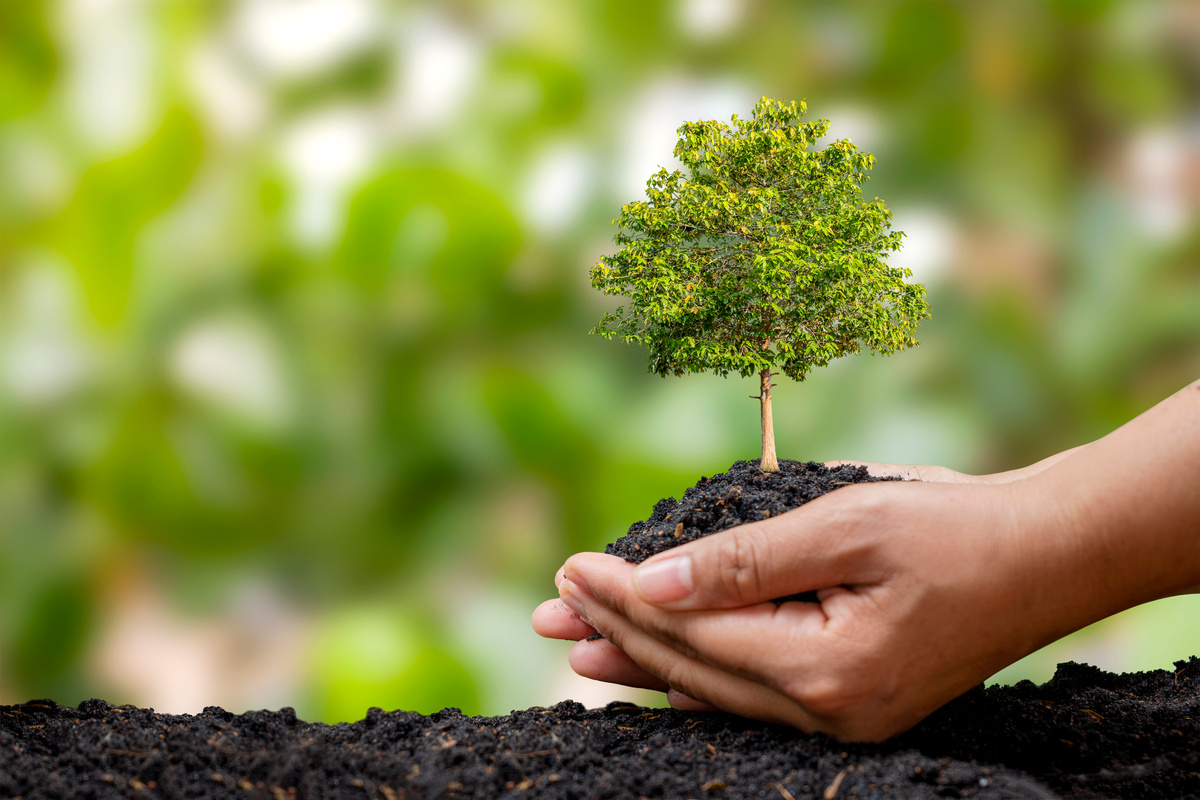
2;659;1197;799
605;459;898;564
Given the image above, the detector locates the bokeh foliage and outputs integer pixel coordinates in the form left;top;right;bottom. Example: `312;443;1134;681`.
1;0;1197;721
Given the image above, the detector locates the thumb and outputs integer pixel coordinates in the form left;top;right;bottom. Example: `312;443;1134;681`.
629;490;866;610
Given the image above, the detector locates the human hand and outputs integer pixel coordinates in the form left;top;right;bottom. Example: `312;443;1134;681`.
533;382;1199;741
826;444;1087;484
541;477;1064;741
530;456;1068;722
531;566;723;712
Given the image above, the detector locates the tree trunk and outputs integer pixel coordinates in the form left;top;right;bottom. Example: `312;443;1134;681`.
758;369;779;473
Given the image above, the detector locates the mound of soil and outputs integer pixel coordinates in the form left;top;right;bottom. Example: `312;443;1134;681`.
605;459;897;564
3;659;1198;799
605;459;897;606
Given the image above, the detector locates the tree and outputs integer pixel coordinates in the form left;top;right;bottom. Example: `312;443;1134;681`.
591;97;930;472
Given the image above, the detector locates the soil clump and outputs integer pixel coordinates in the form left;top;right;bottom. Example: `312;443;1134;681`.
605;459;897;605
605;459;897;564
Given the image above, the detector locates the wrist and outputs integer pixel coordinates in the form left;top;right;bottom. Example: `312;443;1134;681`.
1012;462;1198;639
967;479;1094;662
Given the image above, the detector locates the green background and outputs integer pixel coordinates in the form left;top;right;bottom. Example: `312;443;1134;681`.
1;0;1197;722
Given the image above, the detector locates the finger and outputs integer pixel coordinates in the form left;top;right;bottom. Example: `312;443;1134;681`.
580;487;889;610
824;459;914;479
667;689;720;712
824;460;974;484
553;586;720;699
561;564;831;687
567;637;670;691
531;598;597;641
562;579;823;732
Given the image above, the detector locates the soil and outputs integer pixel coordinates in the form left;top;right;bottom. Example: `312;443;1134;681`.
605;459;897;565
2;659;1197;799
604;459;898;607
5;461;1195;798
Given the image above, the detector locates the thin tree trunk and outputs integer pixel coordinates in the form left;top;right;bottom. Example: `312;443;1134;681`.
759;368;779;473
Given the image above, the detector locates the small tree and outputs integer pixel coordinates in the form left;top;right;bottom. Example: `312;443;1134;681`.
591;98;930;472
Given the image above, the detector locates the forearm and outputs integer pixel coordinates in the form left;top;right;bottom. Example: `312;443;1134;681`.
839;443;1091;486
980;443;1089;484
1016;380;1200;638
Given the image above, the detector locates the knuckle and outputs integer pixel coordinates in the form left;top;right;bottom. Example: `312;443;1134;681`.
712;531;765;604
662;660;701;698
784;674;856;718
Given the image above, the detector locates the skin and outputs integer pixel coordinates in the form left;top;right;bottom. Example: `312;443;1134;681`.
532;379;1200;741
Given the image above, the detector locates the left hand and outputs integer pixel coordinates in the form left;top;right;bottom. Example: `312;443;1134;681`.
531;568;721;712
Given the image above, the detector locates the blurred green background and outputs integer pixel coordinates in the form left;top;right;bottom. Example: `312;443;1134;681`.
1;0;1198;723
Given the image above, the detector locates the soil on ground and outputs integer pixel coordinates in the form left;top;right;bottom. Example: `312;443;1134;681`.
2;659;1197;799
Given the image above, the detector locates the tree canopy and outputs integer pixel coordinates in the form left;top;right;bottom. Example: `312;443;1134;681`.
590;97;930;383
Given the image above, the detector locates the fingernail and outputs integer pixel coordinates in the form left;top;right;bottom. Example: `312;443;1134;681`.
558;581;587;618
634;555;693;604
562;562;591;592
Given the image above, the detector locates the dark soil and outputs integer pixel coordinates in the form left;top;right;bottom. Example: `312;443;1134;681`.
3;659;1198;799
605;459;898;564
604;459;898;607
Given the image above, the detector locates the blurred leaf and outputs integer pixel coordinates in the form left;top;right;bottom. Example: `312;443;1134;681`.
1049;0;1114;23
50;108;204;325
310;606;479;720
493;51;585;129
0;2;57;122
87;393;291;558
335;167;520;312
873;1;965;96
8;575;92;692
482;365;594;476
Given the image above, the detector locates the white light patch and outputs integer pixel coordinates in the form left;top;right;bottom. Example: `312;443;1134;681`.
280;105;377;246
813;104;883;154
618;76;755;200
93;574;311;716
6;135;73;215
61;0;156;152
2;260;90;405
677;0;743;41
281;106;376;189
627;380;735;467
234;0;380;80
520;142;595;236
889;207;956;285
1128;126;1192;241
851;406;973;470
170;316;293;429
386;10;482;136
187;38;268;141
